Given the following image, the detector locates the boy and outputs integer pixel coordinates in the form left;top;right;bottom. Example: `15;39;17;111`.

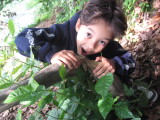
15;0;135;80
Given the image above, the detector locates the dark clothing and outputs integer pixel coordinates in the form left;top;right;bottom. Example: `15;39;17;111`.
15;12;135;80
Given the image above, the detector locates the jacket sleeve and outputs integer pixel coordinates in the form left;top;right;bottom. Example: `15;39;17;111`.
102;41;136;80
14;24;66;63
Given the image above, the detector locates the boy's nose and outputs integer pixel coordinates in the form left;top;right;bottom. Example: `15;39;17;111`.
87;42;96;52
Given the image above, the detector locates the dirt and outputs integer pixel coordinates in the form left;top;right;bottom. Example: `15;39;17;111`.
36;15;56;28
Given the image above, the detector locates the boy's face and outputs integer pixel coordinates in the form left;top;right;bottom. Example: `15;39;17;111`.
76;18;113;56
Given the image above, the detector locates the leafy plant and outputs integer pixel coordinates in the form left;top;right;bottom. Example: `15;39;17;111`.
0;19;45;97
0;19;15;67
52;0;88;23
139;1;151;12
3;65;142;120
123;0;137;16
0;0;12;10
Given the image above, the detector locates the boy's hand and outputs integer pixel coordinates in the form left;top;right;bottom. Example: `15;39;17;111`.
93;56;115;78
50;50;79;70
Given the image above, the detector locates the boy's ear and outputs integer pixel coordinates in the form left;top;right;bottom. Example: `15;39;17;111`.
75;19;81;32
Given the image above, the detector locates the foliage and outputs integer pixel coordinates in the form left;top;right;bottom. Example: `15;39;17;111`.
0;19;44;91
29;0;87;24
123;0;152;23
52;0;88;23
2;64;144;119
0;19;15;67
123;0;137;16
139;1;152;12
23;0;88;28
0;0;12;10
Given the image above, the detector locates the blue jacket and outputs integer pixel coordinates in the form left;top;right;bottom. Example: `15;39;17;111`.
15;12;135;80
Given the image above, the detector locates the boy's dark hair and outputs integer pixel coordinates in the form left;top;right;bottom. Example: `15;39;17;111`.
79;0;127;38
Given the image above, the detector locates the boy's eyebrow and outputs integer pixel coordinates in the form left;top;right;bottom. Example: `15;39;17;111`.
104;38;111;41
88;27;95;33
88;28;112;41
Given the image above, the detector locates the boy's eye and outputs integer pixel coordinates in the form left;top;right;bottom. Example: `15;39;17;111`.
99;40;106;45
85;33;91;38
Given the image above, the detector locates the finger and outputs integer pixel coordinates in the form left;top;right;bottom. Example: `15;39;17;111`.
66;52;79;68
111;69;115;73
58;56;74;69
93;63;103;74
93;60;109;74
94;65;106;77
106;65;115;73
56;60;63;66
98;72;106;79
66;51;78;62
61;50;78;68
96;64;114;77
98;69;111;79
95;57;102;62
52;59;67;68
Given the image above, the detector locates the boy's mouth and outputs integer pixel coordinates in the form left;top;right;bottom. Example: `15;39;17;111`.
81;47;88;56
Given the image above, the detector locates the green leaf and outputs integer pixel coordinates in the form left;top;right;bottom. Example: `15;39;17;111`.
135;81;149;88
4;34;10;42
115;101;135;119
59;110;65;120
77;116;87;120
98;94;114;119
4;85;33;103
21;65;29;72
29;78;39;91
38;93;54;111
95;73;114;97
61;96;79;114
11;64;23;75
20;85;46;106
56;89;69;106
137;109;142;117
16;109;22;120
32;67;40;74
124;84;134;96
138;92;148;108
30;47;35;60
59;65;67;80
28;113;44;120
76;66;86;82
0;79;14;90
47;108;69;120
8;19;15;36
52;98;59;107
132;118;141;120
